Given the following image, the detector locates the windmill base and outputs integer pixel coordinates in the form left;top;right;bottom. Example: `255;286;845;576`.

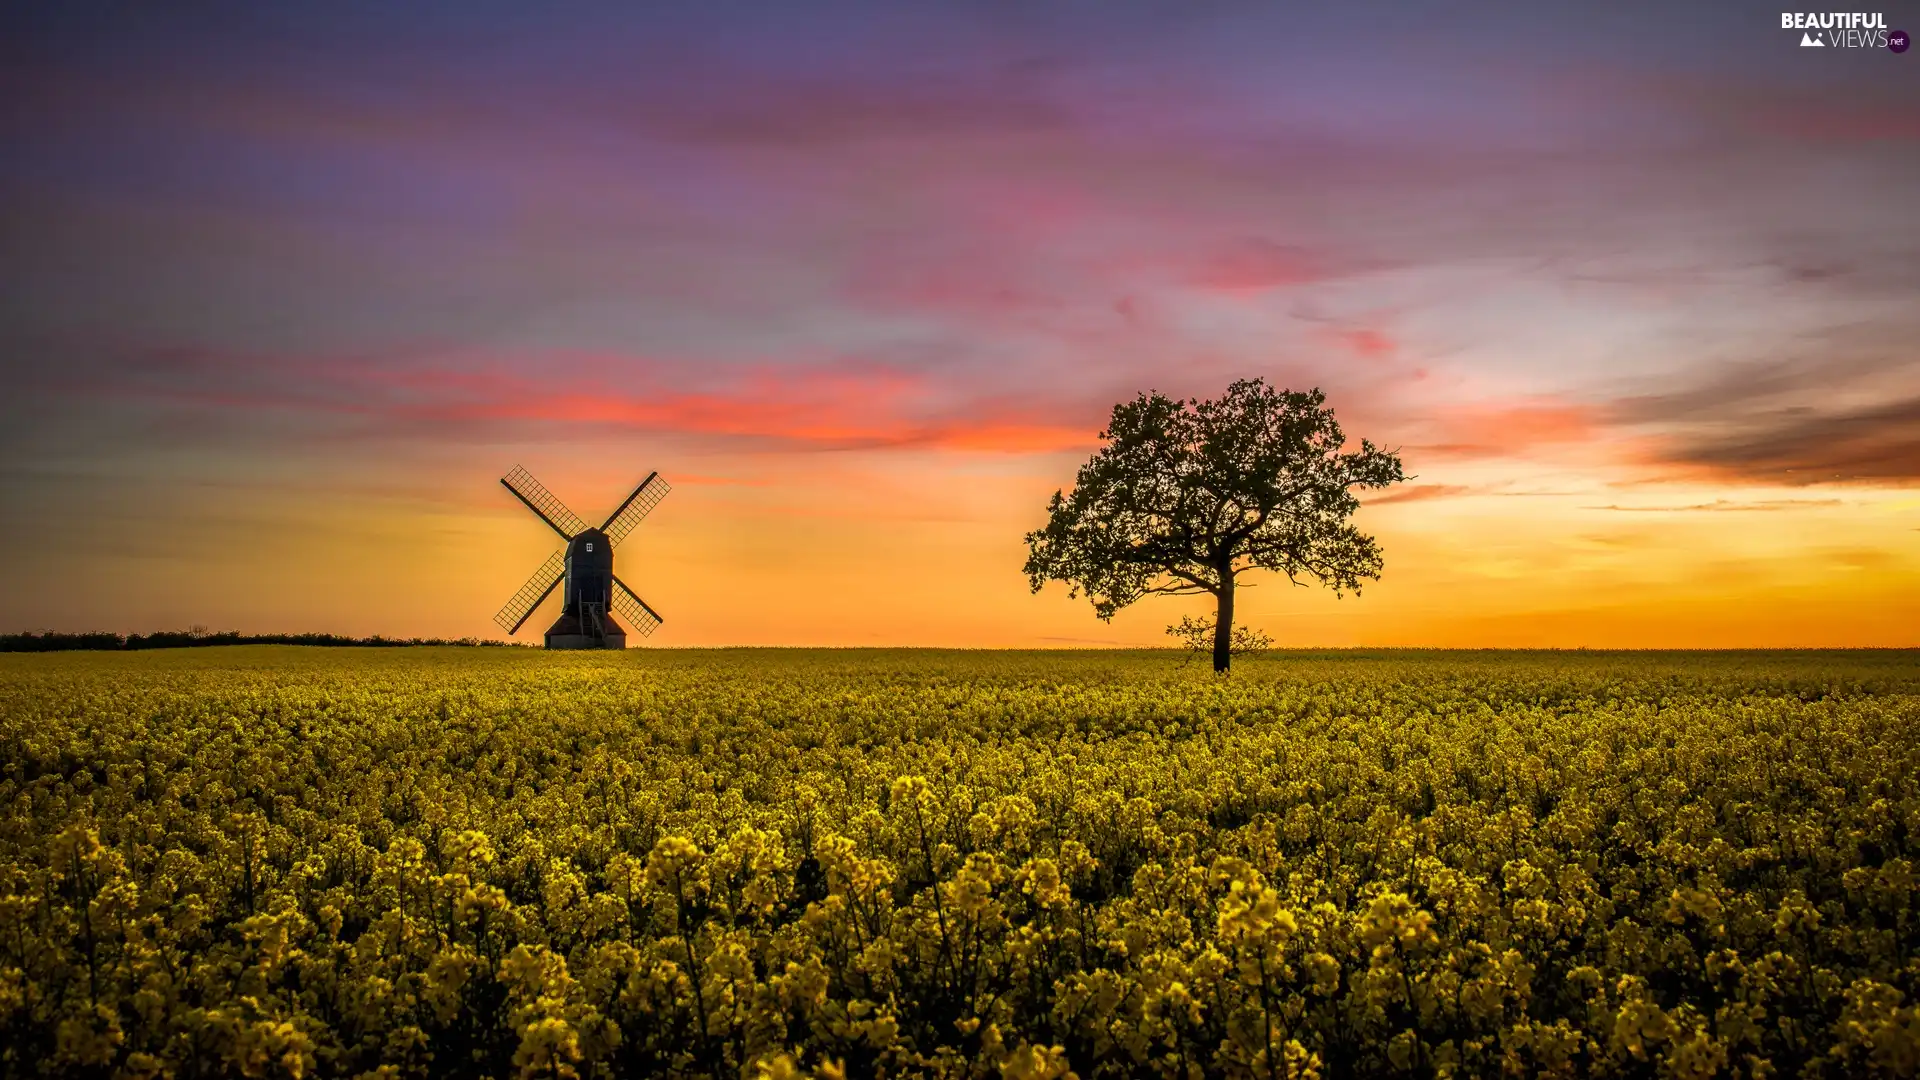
543;612;628;650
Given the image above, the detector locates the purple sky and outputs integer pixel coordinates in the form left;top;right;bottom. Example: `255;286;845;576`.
2;1;1916;644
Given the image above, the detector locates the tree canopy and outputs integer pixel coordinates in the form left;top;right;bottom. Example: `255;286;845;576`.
1024;379;1404;671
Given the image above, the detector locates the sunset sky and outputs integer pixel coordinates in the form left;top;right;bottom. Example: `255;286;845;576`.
2;1;1917;647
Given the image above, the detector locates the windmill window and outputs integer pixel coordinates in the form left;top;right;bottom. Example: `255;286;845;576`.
585;543;593;552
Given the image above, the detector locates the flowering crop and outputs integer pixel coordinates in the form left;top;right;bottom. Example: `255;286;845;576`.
1;647;1916;1078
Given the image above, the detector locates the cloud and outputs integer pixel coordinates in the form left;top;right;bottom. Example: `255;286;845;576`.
1584;498;1844;512
671;473;770;487
1730;98;1920;145
1577;531;1656;550
1821;546;1902;571
639;76;1079;149
1607;351;1904;427
81;345;1103;455
1606;331;1920;484
1331;328;1396;360
1409;401;1601;459
1649;396;1920;486
1589;289;1920;487
842;256;1074;324
1187;238;1385;294
1627;64;1920;148
1367;484;1473;505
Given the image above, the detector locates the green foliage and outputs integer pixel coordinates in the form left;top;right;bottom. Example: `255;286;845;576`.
1024;380;1403;672
1166;614;1272;656
1;646;1917;1078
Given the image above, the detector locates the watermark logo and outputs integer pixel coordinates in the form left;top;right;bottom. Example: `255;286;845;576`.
1781;12;1903;48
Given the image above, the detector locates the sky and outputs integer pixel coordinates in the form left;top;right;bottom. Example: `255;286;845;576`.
1;1;1917;648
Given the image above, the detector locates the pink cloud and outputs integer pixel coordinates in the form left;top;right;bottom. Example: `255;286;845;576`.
1331;328;1396;360
1189;239;1333;293
108;347;1101;455
1744;101;1920;144
1411;400;1602;458
1625;72;1920;146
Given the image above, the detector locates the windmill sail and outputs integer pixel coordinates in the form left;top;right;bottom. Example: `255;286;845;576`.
496;464;669;647
494;551;565;633
611;575;663;637
602;472;671;546
502;466;590;539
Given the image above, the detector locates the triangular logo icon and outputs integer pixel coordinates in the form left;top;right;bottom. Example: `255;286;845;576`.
1800;31;1824;45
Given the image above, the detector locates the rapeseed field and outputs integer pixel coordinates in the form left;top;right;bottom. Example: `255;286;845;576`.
1;647;1916;1079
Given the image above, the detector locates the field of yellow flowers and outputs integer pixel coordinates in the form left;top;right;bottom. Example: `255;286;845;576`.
1;647;1917;1079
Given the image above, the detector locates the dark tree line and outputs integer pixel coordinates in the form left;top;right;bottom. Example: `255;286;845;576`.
0;629;526;652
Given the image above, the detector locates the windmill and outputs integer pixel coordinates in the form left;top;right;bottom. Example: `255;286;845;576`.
493;465;670;648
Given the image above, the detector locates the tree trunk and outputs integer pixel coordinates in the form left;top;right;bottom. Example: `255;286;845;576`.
1212;572;1235;674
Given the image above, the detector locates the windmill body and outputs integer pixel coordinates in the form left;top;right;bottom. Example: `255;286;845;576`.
547;526;621;648
493;466;669;649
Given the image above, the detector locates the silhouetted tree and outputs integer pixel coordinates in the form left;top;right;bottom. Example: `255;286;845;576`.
1024;379;1404;672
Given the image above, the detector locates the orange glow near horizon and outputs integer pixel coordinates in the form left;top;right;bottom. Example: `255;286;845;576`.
8;440;1913;649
